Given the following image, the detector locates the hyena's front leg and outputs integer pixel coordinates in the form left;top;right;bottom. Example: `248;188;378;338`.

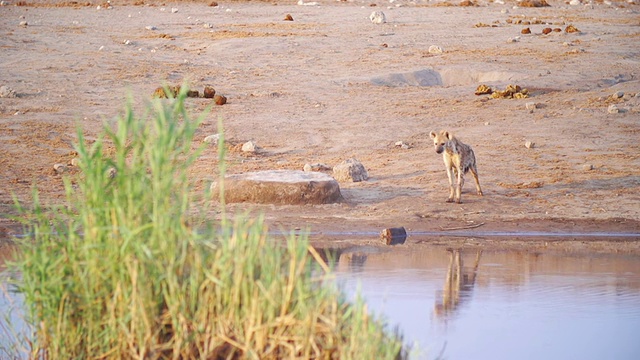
454;167;463;204
446;166;456;203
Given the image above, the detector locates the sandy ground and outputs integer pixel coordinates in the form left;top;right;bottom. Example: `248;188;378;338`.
1;0;639;251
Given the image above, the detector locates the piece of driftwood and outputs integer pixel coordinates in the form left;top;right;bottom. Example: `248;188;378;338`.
380;227;407;245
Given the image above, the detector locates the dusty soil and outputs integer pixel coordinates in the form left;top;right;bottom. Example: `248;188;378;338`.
1;0;639;252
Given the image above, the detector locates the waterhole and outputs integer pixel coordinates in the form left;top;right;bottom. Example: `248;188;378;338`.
2;242;639;359
331;245;640;360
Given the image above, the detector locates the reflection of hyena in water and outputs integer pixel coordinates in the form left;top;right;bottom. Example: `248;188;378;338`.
429;130;483;204
434;249;483;318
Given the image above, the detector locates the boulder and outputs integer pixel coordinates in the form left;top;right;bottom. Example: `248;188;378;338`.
333;158;369;182
210;170;343;205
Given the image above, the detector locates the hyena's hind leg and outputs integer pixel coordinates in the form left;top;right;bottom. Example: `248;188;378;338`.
469;165;483;196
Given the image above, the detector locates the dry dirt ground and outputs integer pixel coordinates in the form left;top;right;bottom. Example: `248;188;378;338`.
1;0;639;252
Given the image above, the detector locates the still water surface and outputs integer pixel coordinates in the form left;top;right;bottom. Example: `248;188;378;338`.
2;244;640;359
331;245;640;360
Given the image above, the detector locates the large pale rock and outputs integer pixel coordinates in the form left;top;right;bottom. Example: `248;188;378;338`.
210;170;343;205
333;158;369;182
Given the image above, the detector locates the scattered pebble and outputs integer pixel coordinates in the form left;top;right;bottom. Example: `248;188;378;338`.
613;91;624;99
19;20;28;27
370;11;386;24
123;39;133;45
209;1;218;6
607;104;619;114
171;8;179;13
204;134;220;145
428;45;443;54
145;25;157;31
241;141;259;153
507;36;520;43
394;141;411;149
542;27;552;35
0;85;17;98
284;14;294;21
525;102;538;111
525;141;535;149
521;27;531;34
203;23;213;29
303;163;332;172
70;158;80;166
53;163;67;174
582;164;594;171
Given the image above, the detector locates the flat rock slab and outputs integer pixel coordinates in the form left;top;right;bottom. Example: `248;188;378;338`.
211;170;344;205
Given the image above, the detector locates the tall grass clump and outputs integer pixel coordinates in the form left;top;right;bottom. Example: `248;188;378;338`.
10;87;405;359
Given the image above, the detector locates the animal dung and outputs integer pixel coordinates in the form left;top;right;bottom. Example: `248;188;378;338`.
542;27;552;35
203;86;216;98
284;14;294;21
475;84;492;95
214;94;227;105
565;25;580;33
381;227;407;245
521;27;531;34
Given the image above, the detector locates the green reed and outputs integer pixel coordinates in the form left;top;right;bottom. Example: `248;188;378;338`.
10;87;405;359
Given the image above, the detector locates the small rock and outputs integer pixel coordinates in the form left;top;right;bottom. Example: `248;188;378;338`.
569;0;581;5
203;86;216;98
613;91;624;99
521;27;531;34
507;36;520;43
0;1;10;6
209;1;218;6
582;164;594;171
394;141;411;149
370;11;386;24
70;158;80;167
607;104;619;114
553;28;562;32
123;39;133;45
53;163;67;174
333;158;369;182
171;8;179;13
525;141;535;149
0;85;17;98
203;23;213;29
241;141;259;153
525;102;538;111
204;134;220;145
213;94;227;105
303;163;332;172
145;25;157;30
542;27;552;35
428;45;443;54
284;14;294;21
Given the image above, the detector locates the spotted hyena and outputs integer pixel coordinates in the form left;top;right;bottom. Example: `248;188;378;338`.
429;130;483;204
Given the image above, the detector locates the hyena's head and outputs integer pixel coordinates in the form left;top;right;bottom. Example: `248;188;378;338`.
429;130;453;154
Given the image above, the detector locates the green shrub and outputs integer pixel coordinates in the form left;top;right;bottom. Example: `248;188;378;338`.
11;87;405;359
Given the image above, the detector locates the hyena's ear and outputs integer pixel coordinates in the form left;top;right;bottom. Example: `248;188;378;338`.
429;131;437;139
444;131;453;140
